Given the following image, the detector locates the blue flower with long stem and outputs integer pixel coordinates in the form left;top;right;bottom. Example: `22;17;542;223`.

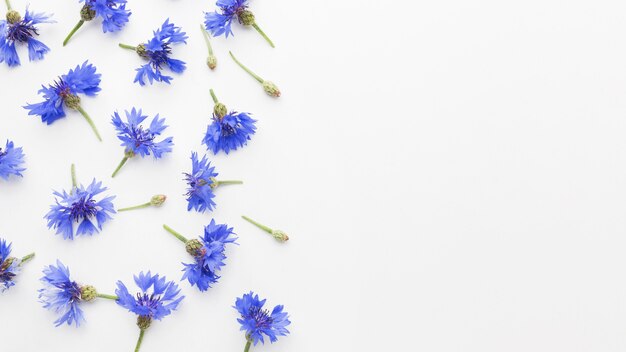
184;152;243;213
162;220;237;291
204;0;274;47
111;108;173;177
203;89;256;155
0;238;34;292
0;140;25;180
45;164;115;240
62;0;131;46
39;260;119;327
235;291;290;350
115;271;184;352
118;19;187;86
0;1;54;67
24;61;103;141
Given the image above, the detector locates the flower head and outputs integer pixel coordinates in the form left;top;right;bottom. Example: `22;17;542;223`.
235;292;291;345
184;152;218;213
204;0;248;37
39;260;86;326
24;61;101;125
46;179;115;240
0;239;20;292
133;19;187;86
115;271;184;329
182;219;237;291
80;0;130;33
0;140;25;180
203;111;256;155
0;7;54;67
112;108;173;158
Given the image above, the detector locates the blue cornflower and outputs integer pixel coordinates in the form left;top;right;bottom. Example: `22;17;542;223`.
115;271;184;351
235;292;290;348
24;61;103;141
203;89;256;155
0;238;34;292
0;140;25;180
184;152;243;213
110;108;174;177
204;0;274;47
46;165;115;240
0;6;53;67
119;19;187;86
62;0;131;46
163;220;237;291
39;260;85;326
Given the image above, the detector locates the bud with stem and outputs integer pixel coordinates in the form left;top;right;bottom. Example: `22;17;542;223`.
118;195;167;212
201;25;217;70
229;51;280;97
241;216;289;242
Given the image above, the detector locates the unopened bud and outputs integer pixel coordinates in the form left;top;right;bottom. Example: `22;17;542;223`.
262;81;281;97
150;195;167;206
6;10;21;24
238;10;256;26
80;4;96;21
80;285;97;302
271;230;289;242
207;55;217;70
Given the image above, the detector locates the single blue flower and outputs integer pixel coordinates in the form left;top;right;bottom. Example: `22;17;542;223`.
0;238;33;292
24;61;103;140
39;260;85;327
46;178;116;240
63;0;131;46
0;7;54;67
0;140;25;180
235;292;291;346
115;271;184;323
204;0;274;47
181;219;238;291
204;89;256;155
111;108;174;177
184;152;243;213
119;19;187;86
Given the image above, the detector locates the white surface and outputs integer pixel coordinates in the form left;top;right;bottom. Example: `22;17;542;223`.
2;0;626;351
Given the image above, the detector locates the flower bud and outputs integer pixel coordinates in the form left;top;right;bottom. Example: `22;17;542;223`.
207;55;217;70
80;285;97;302
185;239;204;257
262;81;281;97
137;315;152;330
63;94;81;110
214;102;227;119
238;10;256;26
80;4;96;21
271;230;289;242
6;10;21;24
150;195;167;206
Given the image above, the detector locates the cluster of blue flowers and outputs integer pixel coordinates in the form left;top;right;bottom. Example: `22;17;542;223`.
2;0;291;351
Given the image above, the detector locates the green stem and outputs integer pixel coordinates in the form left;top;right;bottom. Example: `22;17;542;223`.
119;43;136;51
111;156;129;177
210;89;219;104
63;20;84;46
229;51;264;83
134;329;145;352
71;164;77;189
163;225;189;243
244;339;252;352
241;216;273;234
117;202;151;212
76;106;102;141
5;0;11;11
215;180;243;187
200;25;214;55
20;253;35;265
251;23;274;48
96;293;118;300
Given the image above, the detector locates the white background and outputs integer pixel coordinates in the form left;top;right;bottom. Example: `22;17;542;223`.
2;0;626;351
